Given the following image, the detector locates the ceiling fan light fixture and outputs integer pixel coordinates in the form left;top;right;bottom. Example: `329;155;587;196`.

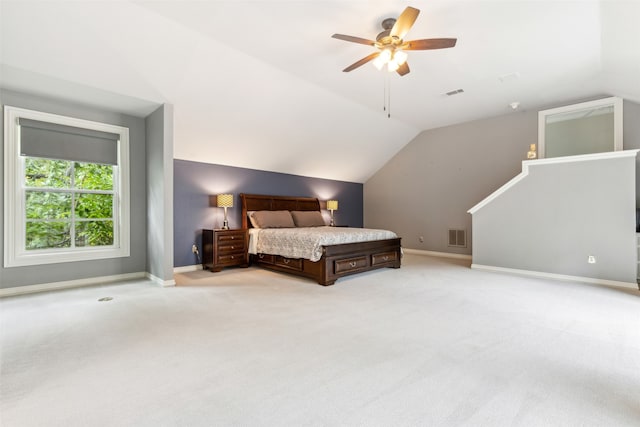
393;50;408;66
387;60;400;72
372;56;386;70
380;48;392;62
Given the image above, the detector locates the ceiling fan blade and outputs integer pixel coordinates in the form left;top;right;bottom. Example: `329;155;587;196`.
342;52;380;72
332;34;376;46
396;62;410;76
402;38;457;50
390;7;420;39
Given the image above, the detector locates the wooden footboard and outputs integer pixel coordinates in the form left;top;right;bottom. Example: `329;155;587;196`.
251;237;401;286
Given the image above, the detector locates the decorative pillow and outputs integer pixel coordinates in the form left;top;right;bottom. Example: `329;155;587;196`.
247;211;259;228
250;210;295;228
291;210;326;227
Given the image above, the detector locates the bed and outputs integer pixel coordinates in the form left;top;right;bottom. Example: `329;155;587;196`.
240;193;401;286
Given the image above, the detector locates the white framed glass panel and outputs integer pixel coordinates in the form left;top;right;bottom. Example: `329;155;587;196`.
538;97;623;159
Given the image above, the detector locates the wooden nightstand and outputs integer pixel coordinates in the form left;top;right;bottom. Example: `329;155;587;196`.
202;229;249;272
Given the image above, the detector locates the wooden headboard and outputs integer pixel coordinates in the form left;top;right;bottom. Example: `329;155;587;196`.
240;193;321;229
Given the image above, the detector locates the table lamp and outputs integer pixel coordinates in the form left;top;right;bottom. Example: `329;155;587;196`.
216;194;233;229
326;200;338;226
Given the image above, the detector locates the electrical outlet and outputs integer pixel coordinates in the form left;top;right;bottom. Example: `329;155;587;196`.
192;244;199;254
588;255;596;264
419;236;424;243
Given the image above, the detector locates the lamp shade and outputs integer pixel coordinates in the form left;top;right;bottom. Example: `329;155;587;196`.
216;194;234;208
326;200;338;211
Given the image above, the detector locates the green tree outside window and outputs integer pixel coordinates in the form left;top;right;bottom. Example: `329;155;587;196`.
24;158;114;250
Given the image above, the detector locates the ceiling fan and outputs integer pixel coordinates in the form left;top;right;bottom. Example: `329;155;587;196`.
332;6;457;76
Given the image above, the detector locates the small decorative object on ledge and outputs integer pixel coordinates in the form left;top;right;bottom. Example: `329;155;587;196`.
216;193;234;229
527;143;537;159
327;200;338;226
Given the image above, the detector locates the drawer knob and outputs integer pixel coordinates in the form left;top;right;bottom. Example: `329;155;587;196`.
383;256;389;261
231;246;235;250
231;255;235;259
231;236;235;240
259;254;264;259
283;258;290;264
349;261;356;268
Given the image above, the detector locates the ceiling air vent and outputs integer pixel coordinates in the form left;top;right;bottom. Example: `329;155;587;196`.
445;89;464;96
498;72;520;83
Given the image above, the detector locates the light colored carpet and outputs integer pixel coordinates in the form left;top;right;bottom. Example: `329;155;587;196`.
1;254;639;427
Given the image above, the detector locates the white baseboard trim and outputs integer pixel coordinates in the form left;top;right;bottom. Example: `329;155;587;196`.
0;272;148;298
146;272;176;287
173;264;203;274
403;248;472;261
471;264;639;290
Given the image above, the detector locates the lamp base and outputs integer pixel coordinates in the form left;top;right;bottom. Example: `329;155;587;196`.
221;207;230;229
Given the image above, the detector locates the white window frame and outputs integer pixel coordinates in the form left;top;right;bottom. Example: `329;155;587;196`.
4;106;130;267
538;96;623;159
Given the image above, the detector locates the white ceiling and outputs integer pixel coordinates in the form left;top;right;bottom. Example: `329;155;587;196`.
1;0;639;183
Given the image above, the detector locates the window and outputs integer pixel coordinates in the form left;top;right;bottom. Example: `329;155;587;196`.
538;97;623;159
4;106;130;267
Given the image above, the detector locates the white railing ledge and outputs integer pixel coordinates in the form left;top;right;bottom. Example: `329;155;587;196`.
468;149;639;215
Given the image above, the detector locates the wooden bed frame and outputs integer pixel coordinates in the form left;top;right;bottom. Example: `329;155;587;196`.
240;193;401;286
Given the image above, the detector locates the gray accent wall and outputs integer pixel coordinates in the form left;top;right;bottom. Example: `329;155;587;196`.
0;89;148;288
146;105;174;282
365;98;640;255
364;110;536;254
174;160;363;267
471;154;636;283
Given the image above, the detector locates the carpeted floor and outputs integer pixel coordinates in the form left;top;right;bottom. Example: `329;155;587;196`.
1;254;639;426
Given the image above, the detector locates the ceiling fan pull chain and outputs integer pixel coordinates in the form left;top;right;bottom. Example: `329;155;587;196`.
385;73;391;119
387;77;391;119
383;74;388;112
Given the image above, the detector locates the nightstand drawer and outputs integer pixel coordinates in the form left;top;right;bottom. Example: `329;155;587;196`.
218;241;245;253
216;252;245;266
218;232;245;243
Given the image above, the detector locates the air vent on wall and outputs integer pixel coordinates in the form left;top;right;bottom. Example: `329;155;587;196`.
445;89;464;96
448;229;466;248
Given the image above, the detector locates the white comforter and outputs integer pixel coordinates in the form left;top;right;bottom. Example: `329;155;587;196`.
248;226;397;262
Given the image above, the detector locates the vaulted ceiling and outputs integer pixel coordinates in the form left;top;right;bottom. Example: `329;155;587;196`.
1;1;639;183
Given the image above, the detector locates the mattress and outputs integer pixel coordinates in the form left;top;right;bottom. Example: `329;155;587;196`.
248;226;398;262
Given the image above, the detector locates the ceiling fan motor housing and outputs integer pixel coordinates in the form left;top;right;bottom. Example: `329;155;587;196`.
377;18;402;47
381;18;396;30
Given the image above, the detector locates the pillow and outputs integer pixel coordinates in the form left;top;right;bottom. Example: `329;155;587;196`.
291;210;326;227
247;211;259;228
250;210;295;228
